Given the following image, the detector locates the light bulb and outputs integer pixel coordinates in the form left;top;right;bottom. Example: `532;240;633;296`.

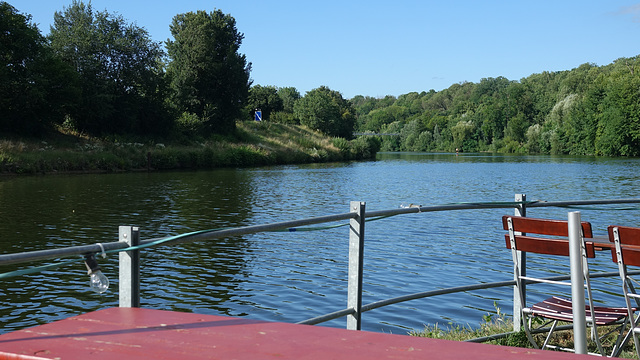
89;270;109;294
84;254;109;294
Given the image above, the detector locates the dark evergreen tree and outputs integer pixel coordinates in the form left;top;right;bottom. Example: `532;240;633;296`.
166;9;251;135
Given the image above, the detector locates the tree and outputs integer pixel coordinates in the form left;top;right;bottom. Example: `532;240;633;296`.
245;85;282;121
277;87;300;113
595;73;640;156
49;1;168;135
0;2;78;135
293;86;355;138
166;9;251;135
451;119;474;151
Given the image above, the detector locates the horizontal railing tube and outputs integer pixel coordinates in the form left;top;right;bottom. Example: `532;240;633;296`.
3;198;640;266
298;270;640;325
0;241;128;266
366;203;519;218
296;308;356;325
140;212;357;247
467;324;575;343
361;270;640;314
0;213;357;266
362;280;517;313
366;198;640;218
525;198;640;208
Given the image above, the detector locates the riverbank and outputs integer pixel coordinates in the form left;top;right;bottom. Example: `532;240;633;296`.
0;121;380;175
411;308;637;358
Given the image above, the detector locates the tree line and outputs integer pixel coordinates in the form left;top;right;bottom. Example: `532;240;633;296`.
1;1;253;138
3;1;639;157
1;1;357;142
350;58;640;156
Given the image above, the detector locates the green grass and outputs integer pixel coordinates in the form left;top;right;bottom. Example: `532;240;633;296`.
410;304;530;347
0;122;379;175
410;304;638;358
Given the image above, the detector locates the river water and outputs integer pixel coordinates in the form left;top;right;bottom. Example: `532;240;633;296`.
1;152;640;334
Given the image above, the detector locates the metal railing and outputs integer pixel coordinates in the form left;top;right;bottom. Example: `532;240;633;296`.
2;195;640;334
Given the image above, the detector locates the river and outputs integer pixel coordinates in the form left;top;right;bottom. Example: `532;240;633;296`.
1;152;639;334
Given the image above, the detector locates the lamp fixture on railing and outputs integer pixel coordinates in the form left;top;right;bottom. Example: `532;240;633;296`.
84;254;109;294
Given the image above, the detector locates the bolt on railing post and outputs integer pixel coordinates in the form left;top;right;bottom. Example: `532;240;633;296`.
119;226;140;308
347;201;366;330
513;193;526;332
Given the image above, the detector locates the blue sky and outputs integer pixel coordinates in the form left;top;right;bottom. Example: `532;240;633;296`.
13;0;640;98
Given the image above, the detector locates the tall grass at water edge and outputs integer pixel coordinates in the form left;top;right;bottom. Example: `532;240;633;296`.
410;305;638;358
0;122;380;175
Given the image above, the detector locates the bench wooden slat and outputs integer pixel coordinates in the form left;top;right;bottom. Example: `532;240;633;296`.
504;234;596;258
502;216;593;238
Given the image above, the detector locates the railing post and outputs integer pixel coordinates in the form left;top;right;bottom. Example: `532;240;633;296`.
119;226;140;308
568;211;587;354
513;193;526;332
347;201;365;330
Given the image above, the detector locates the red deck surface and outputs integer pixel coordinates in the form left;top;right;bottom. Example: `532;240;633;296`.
0;307;594;359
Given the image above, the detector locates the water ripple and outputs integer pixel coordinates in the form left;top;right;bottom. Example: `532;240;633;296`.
1;154;640;334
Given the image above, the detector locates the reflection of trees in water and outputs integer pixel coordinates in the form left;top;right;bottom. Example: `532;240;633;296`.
0;169;257;331
5;157;640;334
140;170;255;315
140;237;253;316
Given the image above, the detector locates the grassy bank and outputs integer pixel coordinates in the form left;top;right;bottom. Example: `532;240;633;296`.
410;306;637;358
0;121;381;175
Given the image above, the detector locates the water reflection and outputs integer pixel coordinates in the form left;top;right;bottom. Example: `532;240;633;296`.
0;170;258;332
1;154;640;335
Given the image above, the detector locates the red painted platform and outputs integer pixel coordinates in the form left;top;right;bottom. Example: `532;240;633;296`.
0;307;594;359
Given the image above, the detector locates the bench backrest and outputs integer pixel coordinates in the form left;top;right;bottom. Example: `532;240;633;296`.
608;225;640;266
503;215;595;258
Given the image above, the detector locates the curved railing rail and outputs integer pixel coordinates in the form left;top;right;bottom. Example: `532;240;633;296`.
2;195;640;336
297;271;640;328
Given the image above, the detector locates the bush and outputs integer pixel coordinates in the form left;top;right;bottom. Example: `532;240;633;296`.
270;111;299;125
350;136;381;160
176;112;206;133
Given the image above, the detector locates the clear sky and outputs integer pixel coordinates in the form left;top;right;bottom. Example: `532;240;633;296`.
12;0;640;99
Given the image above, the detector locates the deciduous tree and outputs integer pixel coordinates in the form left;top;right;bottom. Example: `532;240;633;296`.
293;86;355;138
277;87;300;114
246;85;282;121
49;0;168;135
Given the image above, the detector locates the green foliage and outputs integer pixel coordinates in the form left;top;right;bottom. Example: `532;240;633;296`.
331;137;350;151
0;2;79;135
353;57;640;156
409;303;637;357
270;111;298;125
245;85;283;121
410;303;529;347
277;87;301;114
48;0;169;136
5;0;640;156
349;136;381;159
176;112;206;134
595;71;640;156
0;122;378;174
166;9;251;135
294;86;355;138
